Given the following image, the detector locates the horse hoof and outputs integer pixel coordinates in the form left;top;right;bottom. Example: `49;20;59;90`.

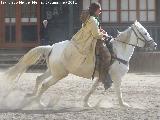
38;100;48;108
84;103;91;107
120;102;132;109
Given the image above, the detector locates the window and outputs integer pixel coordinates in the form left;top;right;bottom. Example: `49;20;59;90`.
120;0;137;22
5;0;16;43
139;0;156;22
5;0;16;23
21;0;37;23
21;0;38;42
82;0;156;23
120;0;155;22
102;0;118;22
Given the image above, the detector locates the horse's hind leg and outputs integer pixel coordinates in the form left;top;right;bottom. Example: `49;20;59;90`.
26;69;51;97
34;76;63;106
22;76;60;108
84;78;99;107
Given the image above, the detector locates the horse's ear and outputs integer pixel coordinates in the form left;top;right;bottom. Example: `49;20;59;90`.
134;20;137;24
134;20;138;24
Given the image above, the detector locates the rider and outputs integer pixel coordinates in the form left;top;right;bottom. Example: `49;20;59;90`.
62;2;112;87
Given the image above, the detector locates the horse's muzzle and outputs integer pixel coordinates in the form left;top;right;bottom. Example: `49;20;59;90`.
146;42;157;51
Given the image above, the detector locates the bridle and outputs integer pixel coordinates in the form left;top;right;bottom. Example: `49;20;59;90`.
108;24;154;66
131;25;154;48
116;24;154;48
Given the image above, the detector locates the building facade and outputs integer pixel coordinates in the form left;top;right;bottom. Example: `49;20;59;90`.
0;0;40;48
0;0;160;50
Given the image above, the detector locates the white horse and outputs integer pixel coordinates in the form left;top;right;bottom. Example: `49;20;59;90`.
4;21;157;108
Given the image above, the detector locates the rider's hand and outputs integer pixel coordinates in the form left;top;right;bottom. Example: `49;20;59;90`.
102;32;109;39
100;29;108;37
100;28;106;34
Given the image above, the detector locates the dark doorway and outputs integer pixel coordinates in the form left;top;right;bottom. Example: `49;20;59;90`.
41;0;71;44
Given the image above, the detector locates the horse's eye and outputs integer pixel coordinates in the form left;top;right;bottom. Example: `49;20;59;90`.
144;33;147;35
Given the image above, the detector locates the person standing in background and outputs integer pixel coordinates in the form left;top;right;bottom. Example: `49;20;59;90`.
40;20;49;45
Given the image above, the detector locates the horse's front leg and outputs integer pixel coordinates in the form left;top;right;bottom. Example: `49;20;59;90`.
84;78;99;107
113;77;131;108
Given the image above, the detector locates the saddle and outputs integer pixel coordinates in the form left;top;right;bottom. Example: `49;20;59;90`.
92;37;114;90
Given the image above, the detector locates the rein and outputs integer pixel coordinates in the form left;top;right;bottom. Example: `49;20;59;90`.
116;39;139;47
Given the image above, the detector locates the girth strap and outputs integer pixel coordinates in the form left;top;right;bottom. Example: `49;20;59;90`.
112;56;129;65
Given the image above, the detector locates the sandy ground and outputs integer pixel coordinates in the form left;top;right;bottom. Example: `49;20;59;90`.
0;69;160;120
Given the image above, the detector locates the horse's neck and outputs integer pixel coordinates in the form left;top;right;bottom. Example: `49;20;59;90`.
112;29;135;62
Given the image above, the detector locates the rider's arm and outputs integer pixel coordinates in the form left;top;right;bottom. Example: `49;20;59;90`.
89;17;104;39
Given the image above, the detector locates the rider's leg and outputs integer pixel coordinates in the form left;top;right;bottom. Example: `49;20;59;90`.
97;40;112;89
98;40;111;72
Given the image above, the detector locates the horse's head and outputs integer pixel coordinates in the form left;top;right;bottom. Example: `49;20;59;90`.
131;21;157;50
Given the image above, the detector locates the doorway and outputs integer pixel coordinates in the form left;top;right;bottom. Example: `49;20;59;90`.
41;0;72;44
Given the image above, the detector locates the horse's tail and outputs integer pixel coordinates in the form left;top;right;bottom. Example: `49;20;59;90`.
4;45;52;80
